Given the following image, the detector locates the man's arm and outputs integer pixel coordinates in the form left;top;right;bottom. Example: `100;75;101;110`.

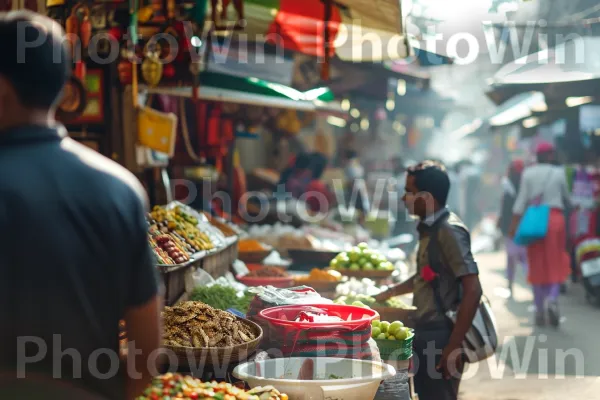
374;274;416;302
448;274;482;348
124;295;162;400
436;225;482;378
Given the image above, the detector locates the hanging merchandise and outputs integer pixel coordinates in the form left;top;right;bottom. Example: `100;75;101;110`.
117;59;133;84
141;41;163;87
138;105;178;156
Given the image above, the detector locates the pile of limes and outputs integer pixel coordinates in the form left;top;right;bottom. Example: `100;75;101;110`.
329;243;394;271
371;320;413;341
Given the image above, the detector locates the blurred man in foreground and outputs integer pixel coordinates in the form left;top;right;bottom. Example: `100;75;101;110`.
376;161;482;400
0;11;161;399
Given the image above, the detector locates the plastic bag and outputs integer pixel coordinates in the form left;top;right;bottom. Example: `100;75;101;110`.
248;285;331;306
192;268;215;288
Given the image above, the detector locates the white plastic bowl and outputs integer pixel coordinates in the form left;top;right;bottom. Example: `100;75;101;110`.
233;357;396;400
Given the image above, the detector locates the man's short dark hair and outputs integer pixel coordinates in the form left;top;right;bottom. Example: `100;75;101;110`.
407;160;450;206
0;11;70;108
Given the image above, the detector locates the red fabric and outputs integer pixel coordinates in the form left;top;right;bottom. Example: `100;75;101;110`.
267;0;341;58
527;209;571;285
304;180;334;213
285;170;312;199
535;140;554;154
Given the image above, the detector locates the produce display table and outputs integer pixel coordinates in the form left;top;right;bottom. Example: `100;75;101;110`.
160;236;239;306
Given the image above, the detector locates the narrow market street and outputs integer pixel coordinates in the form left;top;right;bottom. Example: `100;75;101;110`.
460;252;600;400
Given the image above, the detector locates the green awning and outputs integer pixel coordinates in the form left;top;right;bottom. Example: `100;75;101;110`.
144;72;337;111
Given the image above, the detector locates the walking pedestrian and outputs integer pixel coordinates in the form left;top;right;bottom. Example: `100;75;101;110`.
498;159;528;296
509;141;571;327
0;11;161;399
375;161;482;400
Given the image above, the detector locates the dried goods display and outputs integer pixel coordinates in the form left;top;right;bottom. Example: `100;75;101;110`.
149;206;215;252
163;302;258;347
246;266;288;278
138;373;289;400
294;269;341;283
238;239;268;252
203;212;240;237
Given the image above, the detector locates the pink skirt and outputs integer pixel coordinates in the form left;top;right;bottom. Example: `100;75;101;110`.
527;209;571;285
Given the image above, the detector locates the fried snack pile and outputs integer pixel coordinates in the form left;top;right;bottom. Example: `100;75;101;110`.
138;373;289;400
163;302;257;348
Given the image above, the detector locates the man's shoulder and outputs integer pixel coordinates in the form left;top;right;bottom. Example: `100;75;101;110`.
62;138;148;208
438;212;470;239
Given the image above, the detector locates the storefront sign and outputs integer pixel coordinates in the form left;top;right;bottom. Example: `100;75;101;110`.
208;43;295;86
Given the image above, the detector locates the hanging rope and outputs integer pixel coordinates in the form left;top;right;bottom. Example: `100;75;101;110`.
179;96;204;162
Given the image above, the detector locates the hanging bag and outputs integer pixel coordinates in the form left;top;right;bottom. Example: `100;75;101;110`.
427;217;499;363
514;169;554;246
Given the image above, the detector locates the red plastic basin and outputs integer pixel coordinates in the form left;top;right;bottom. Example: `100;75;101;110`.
259;304;379;330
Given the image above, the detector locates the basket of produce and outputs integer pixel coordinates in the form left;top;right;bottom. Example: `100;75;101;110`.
328;243;394;279
334;294;416;326
238;239;273;264
148;206;216;259
139;373;289;400
371;319;414;361
162;301;262;366
238;266;294;288
293;269;342;293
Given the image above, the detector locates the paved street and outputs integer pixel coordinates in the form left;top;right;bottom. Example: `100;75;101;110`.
459;252;600;400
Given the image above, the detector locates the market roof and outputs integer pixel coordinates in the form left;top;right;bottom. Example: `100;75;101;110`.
486;36;600;104
144;72;338;112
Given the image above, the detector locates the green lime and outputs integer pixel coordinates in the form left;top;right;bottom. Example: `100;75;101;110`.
363;262;374;270
349;263;360;271
371;327;381;338
358;257;368;266
358;242;369;250
380;321;390;334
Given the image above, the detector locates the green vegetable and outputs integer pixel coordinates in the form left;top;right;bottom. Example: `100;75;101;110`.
190;285;254;314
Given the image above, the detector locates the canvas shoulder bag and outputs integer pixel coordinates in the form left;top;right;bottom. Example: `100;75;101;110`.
427;218;499;363
514;168;555;246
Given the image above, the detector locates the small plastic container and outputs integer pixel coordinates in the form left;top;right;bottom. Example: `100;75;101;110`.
375;331;414;361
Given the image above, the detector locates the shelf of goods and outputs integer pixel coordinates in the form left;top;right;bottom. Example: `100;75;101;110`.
148;203;240;306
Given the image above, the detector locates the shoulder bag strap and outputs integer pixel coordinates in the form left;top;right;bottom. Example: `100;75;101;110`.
426;213;452;317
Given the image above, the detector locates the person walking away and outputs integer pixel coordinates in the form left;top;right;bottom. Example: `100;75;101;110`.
304;153;336;214
278;152;312;199
498;160;528;297
343;150;369;223
375;161;482;400
509;141;571;327
0;11;161;399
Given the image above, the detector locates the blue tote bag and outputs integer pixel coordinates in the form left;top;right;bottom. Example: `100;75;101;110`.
514;171;552;246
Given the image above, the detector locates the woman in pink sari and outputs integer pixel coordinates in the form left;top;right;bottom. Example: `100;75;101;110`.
510;142;571;327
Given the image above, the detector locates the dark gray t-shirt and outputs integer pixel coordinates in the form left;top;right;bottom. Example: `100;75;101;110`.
413;211;479;324
0;126;158;399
